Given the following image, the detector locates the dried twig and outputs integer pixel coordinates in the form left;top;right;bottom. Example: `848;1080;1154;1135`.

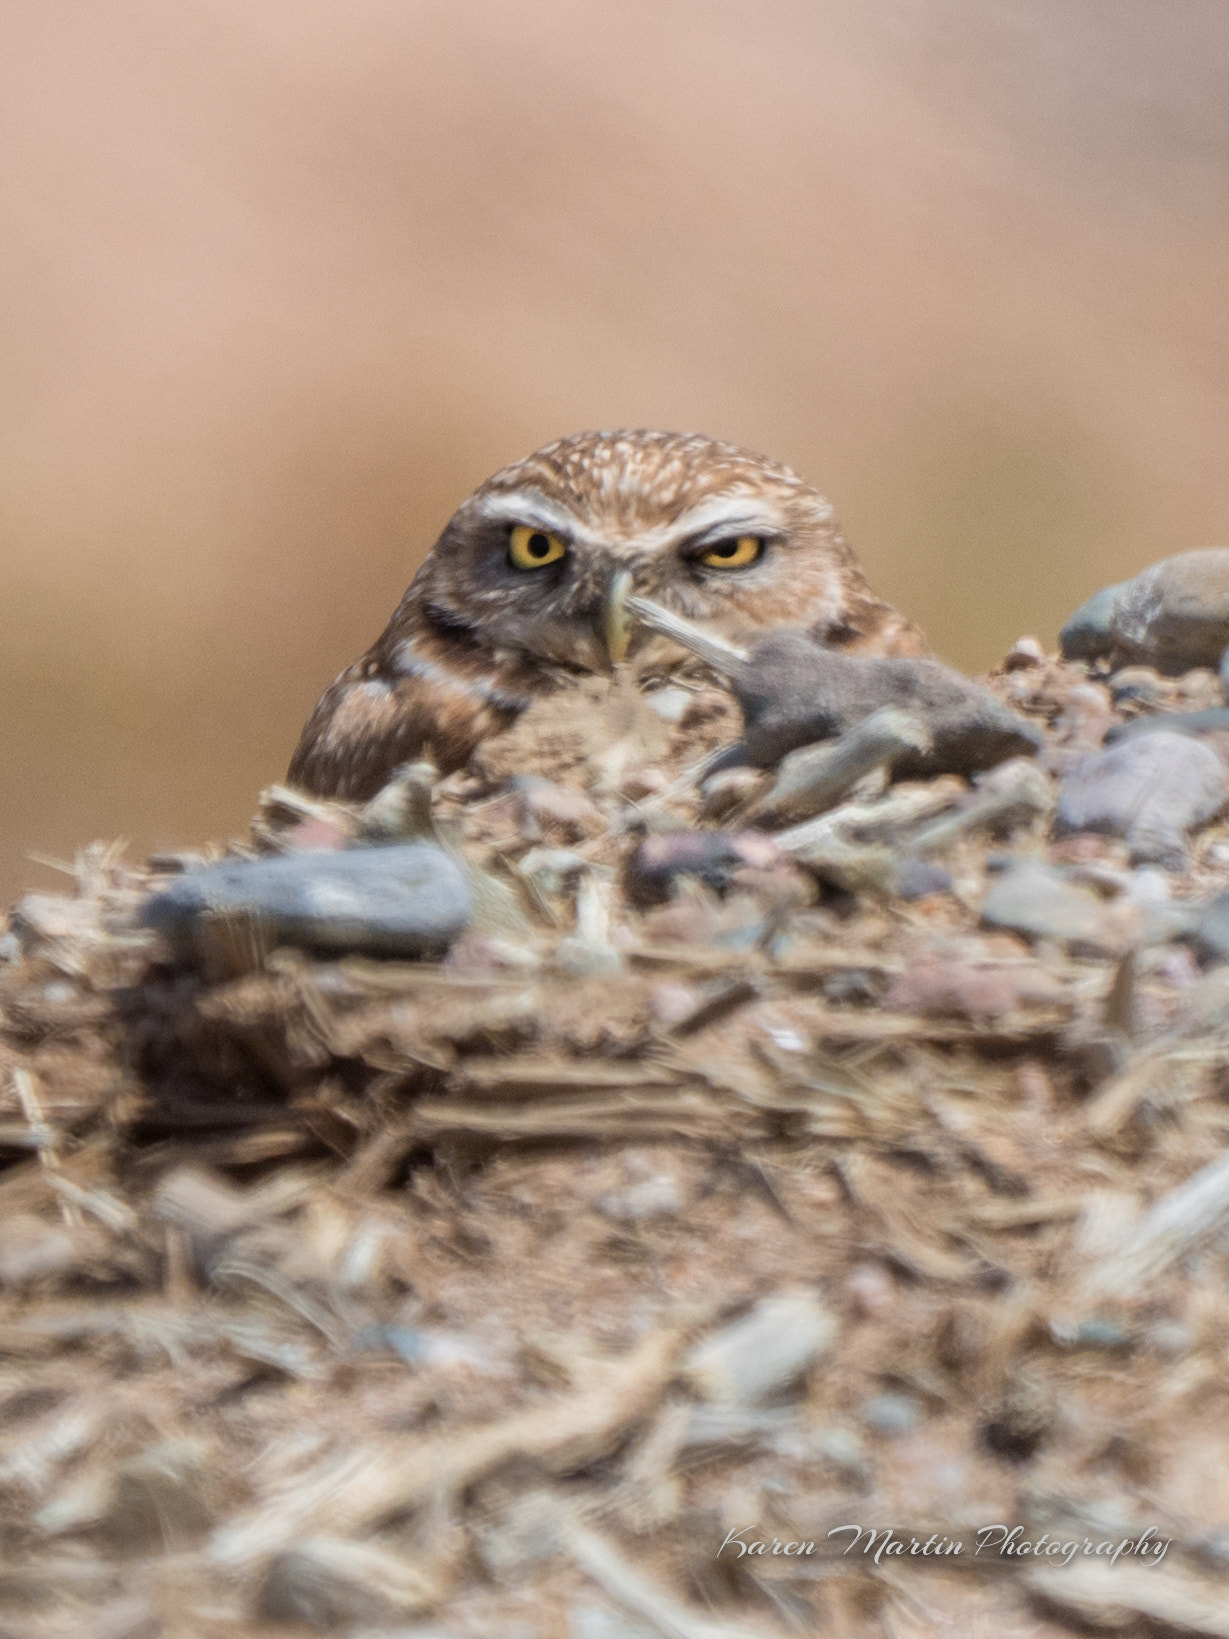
1082;1144;1229;1297
210;1325;689;1569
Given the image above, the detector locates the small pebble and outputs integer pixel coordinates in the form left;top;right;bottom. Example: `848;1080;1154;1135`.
283;817;351;852
845;1262;896;1320
1188;893;1229;966
1048;681;1117;764
981;860;1139;957
513;778;605;842
595;1173;681;1222
886;956;1018;1019
1003;635;1046;671
643;686;693;724
1015;1060;1055;1113
641;901;715;945
625;830;783;906
1147;1320;1192;1358
895;859;953;900
649;982;703;1026
1072;1319;1132;1352
518;847;589;898
761;1021;808;1053
812;1426;869;1478
860;1393;919;1438
1191;1533;1229;1574
885;953;1061;1018
820;968;879;1005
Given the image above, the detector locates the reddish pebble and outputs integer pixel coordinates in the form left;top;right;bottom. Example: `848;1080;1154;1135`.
846;1262;896;1320
1003;636;1046;671
649;982;703;1026
1015;1060;1055;1113
516;780;604;842
284;818;351;852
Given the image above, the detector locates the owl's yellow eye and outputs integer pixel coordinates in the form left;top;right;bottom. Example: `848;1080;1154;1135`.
509;524;567;570
697;535;764;570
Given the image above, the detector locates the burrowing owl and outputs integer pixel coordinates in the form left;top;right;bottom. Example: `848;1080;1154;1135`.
288;429;928;798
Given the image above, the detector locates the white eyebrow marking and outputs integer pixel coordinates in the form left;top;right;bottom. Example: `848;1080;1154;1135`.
474;490;583;537
475;489;791;555
628;497;790;554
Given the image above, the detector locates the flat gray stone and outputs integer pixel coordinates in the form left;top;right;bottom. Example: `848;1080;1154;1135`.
140;843;471;961
1054;731;1228;869
733;630;1042;775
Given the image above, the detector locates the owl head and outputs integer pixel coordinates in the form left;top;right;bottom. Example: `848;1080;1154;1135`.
407;429;898;675
289;429;926;798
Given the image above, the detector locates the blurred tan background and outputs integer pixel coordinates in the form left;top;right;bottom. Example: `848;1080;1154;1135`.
2;0;1228;902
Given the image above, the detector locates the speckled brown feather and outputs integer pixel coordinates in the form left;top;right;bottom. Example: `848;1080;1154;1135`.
287;429;928;799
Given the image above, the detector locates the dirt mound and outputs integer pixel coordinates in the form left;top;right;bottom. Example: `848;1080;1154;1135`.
4;648;1229;1637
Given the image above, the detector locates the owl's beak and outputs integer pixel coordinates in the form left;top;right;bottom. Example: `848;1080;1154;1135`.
603;569;633;665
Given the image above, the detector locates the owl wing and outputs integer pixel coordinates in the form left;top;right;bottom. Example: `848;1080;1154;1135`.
286;638;530;801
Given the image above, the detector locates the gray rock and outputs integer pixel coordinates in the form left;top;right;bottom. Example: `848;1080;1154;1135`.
1105;706;1229;744
895;859;953;900
1054;731;1228;869
1191;893;1229;966
980;860;1137;956
732;630;1042;775
1111;548;1229;673
1062;550;1229;673
1059;582;1129;661
140;843;471;961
